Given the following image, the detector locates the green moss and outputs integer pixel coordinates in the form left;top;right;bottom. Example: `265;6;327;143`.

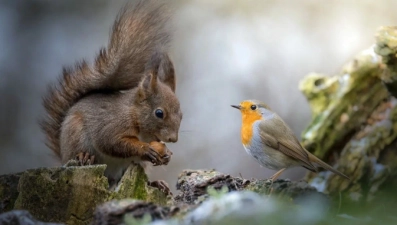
111;164;169;206
13;166;109;224
298;73;340;117
245;180;271;195
113;165;148;200
325;99;397;199
300;47;388;158
299;30;397;210
375;26;397;97
130;166;149;200
8;163;169;224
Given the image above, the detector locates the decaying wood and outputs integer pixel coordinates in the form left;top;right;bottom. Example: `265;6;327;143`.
299;26;397;214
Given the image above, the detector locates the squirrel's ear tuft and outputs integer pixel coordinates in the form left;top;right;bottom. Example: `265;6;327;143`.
141;51;164;92
138;72;157;100
140;73;152;89
145;51;176;92
158;53;176;92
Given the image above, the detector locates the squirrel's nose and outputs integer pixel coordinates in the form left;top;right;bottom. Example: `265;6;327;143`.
168;135;178;143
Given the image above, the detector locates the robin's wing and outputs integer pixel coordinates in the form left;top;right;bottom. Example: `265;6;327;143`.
258;118;317;172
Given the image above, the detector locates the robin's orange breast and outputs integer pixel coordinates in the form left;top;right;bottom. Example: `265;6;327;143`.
241;112;262;146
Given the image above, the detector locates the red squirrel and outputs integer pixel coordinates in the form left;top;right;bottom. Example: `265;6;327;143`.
40;0;182;190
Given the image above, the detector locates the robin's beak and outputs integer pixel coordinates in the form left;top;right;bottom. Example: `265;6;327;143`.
231;105;241;110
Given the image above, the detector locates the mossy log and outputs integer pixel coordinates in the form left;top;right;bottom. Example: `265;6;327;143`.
374;26;397;97
0;163;170;225
0;172;22;212
174;169;329;208
299;26;397;215
90;169;330;225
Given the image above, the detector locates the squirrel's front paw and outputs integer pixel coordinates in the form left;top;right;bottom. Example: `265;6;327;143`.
145;141;173;166
75;152;95;166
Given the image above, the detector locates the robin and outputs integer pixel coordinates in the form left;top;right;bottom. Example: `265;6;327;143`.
231;99;350;181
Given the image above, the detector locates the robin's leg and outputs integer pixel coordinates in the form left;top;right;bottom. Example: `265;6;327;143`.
267;168;286;196
269;168;286;181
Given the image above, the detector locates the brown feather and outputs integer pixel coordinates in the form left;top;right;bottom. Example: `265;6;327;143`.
308;153;350;180
258;112;349;179
238;100;349;180
259;116;317;172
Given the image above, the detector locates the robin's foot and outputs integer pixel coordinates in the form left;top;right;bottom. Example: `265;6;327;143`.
269;168;286;181
148;180;172;196
264;179;274;196
268;186;275;196
75;152;95;166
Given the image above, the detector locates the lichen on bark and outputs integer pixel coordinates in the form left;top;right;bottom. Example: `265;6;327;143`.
13;165;109;224
5;163;169;225
298;26;397;216
299;47;388;159
111;164;172;206
174;169;328;209
375;26;397;97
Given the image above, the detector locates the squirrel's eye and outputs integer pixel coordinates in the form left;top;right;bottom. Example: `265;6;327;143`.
250;105;257;110
155;109;164;119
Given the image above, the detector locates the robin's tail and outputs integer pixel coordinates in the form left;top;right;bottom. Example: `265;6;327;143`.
308;153;350;180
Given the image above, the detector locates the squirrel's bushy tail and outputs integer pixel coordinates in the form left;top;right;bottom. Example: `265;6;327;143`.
40;0;171;156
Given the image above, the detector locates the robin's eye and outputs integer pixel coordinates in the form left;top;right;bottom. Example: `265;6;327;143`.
155;109;164;119
250;105;257;110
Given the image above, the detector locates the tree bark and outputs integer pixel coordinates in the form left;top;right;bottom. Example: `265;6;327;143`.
299;26;397;215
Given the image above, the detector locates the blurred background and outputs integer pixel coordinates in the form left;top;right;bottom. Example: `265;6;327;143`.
0;0;396;191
